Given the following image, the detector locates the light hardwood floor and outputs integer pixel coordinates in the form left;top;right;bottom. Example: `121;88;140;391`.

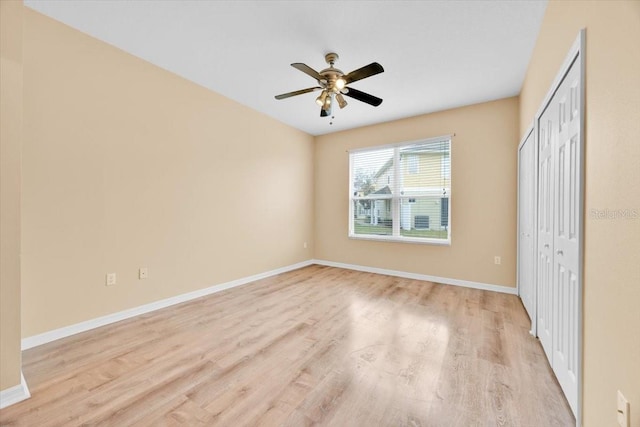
0;265;574;426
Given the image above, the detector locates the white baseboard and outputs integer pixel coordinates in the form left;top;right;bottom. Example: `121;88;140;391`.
0;372;31;409
22;260;314;350
312;259;517;295
21;258;515;351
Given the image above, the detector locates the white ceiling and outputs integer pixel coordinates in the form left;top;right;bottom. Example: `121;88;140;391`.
24;0;547;136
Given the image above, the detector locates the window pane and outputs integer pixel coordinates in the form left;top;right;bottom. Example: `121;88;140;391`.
353;199;392;235
352;148;394;197
407;155;419;174
399;197;449;239
400;140;450;190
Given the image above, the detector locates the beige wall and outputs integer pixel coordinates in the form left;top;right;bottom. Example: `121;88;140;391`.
520;1;640;425
21;9;314;337
0;0;24;391
315;97;519;288
12;3;639;424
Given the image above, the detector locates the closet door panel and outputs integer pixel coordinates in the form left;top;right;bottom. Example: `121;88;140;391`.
536;106;555;362
518;130;536;325
552;59;581;415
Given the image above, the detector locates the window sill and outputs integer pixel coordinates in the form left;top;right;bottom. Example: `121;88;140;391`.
348;234;451;246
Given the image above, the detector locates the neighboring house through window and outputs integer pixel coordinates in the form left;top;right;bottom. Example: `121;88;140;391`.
349;136;451;244
407;154;419;174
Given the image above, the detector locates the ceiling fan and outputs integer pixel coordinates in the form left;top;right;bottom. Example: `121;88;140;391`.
275;53;384;117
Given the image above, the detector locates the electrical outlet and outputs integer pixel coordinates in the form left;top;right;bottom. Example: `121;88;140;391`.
139;267;148;280
106;273;116;286
617;390;630;427
303;242;308;249
494;256;501;265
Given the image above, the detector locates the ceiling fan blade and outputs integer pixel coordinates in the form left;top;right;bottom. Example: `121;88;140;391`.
275;87;321;100
291;63;324;81
344;62;384;84
343;87;383;107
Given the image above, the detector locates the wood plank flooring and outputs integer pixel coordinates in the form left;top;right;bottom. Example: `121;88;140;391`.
0;265;575;426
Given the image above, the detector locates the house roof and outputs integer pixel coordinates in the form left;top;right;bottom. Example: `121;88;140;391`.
373;185;392;195
374;159;393;179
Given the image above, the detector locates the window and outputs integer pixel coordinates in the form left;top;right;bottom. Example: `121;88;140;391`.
349;136;451;244
407;154;419;174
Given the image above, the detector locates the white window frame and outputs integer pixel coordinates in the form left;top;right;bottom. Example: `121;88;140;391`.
348;135;452;245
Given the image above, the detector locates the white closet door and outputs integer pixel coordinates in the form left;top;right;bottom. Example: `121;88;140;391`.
537;101;556;363
518;130;536;326
552;58;581;415
533;32;584;423
536;53;582;417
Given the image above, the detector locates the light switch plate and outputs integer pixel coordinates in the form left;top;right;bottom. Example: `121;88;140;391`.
139;267;148;279
617;390;630;427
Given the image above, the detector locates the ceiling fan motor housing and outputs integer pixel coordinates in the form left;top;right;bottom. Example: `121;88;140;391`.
320;53;344;93
320;70;345;92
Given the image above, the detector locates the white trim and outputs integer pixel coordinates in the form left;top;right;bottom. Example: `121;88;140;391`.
516;123;538;336
534;31;584;122
312;259;517;295
349;153;354;236
351;194;394;201
518;124;534;151
576;29;586;427
0;372;31;409
347;234;451;246
351;189;452;200
21;260;314;350
392;147;401;236
348;134;453;154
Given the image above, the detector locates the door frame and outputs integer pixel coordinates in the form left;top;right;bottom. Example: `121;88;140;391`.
533;29;585;427
516;124;537;336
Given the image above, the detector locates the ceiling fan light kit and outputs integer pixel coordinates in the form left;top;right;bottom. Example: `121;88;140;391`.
275;52;384;118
